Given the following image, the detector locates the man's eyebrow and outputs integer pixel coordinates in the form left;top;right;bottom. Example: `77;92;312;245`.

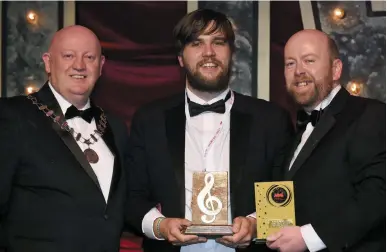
192;36;227;42
301;53;319;58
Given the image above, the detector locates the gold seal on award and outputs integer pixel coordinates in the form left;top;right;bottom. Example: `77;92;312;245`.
184;171;233;237
254;181;296;243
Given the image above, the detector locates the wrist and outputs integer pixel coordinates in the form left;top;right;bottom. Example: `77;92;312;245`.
247;216;257;236
153;217;166;239
247;216;256;224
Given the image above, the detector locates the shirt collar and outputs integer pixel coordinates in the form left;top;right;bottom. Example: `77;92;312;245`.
305;85;341;113
48;82;91;114
185;87;231;105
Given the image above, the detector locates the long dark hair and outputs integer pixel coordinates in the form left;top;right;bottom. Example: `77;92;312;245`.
173;9;235;54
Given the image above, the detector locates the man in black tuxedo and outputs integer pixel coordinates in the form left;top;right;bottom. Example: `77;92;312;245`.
0;25;128;252
267;30;385;252
126;9;293;252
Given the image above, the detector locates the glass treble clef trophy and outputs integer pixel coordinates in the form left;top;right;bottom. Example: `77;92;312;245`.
184;171;233;237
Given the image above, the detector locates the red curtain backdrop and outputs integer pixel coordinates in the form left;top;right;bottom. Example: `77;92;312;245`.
77;2;187;130
76;2;187;251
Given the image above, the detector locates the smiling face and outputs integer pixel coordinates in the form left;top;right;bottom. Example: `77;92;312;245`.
42;26;105;106
177;22;232;93
284;30;342;108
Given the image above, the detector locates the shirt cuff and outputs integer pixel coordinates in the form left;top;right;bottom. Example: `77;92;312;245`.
141;207;165;240
300;224;327;252
247;212;256;219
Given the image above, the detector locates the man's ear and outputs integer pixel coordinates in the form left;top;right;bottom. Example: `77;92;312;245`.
178;55;184;67
42;53;51;73
332;59;343;81
99;55;106;76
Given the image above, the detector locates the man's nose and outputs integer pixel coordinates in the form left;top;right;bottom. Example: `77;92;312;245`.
202;43;215;57
72;57;86;71
295;63;306;75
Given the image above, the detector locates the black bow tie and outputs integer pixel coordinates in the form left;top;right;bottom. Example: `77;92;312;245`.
65;105;95;123
296;109;324;130
188;91;231;117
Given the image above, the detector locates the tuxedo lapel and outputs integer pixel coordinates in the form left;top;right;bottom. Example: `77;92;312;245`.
100;112;122;201
230;94;252;218
165;95;186;217
33;83;102;191
286;88;350;180
286;115;336;179
279;131;303;180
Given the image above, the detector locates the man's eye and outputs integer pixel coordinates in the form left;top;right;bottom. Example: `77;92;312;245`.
214;40;226;45
191;41;201;47
285;62;295;67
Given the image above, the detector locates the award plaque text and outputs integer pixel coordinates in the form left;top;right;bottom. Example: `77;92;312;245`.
254;181;296;243
184;171;233;237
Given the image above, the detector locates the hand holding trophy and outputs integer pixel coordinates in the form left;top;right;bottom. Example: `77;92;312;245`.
155;217;207;246
184;171;257;248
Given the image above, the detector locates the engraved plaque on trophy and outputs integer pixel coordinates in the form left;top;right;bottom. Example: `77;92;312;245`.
254;181;296;244
184;171;233;237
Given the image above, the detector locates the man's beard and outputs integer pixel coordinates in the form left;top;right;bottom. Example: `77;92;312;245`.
288;73;333;108
288;84;319;107
185;63;231;93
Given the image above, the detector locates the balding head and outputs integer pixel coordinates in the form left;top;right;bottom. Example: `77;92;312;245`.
283;29;343;109
285;29;339;62
42;25;105;108
48;25;102;55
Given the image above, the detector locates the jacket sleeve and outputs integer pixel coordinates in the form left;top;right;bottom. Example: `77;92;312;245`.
125;108;159;233
0;100;20;223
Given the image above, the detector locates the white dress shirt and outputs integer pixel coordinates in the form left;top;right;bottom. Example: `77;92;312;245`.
49;83;114;202
142;88;254;252
289;85;341;252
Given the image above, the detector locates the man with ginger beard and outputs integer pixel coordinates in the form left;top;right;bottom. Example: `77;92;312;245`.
0;25;129;252
266;30;385;252
125;9;293;252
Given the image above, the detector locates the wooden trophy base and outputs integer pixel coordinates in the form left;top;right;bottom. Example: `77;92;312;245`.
254;238;266;244
183;224;233;238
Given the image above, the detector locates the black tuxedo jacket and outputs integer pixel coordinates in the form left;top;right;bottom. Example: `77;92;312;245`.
126;92;294;252
0;84;129;252
277;88;386;252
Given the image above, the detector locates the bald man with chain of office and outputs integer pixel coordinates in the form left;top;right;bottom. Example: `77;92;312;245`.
0;25;129;252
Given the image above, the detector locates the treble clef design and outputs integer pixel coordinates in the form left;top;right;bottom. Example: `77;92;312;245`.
197;173;223;223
